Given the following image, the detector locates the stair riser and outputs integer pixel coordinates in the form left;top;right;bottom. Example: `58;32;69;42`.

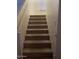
23;57;52;59
28;26;48;29
25;36;49;40
29;22;47;24
29;21;46;23
30;17;46;20
23;53;52;57
24;43;51;48
30;15;46;17
26;30;48;34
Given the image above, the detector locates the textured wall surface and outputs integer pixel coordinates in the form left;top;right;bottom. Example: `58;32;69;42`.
17;0;29;58
28;0;47;15
46;0;59;59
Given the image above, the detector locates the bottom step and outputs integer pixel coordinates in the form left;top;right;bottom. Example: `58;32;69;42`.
23;52;53;58
25;35;50;40
23;57;53;59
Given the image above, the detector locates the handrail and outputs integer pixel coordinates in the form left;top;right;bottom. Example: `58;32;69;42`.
17;32;22;59
17;6;26;29
17;1;26;59
17;0;28;29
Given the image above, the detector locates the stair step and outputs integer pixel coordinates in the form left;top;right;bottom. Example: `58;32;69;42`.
30;17;46;20
24;40;51;43
23;50;52;59
30;15;46;17
28;26;48;29
26;34;49;36
25;35;49;40
23;53;52;58
26;29;48;34
27;29;48;30
29;20;46;23
29;22;47;24
23;48;52;53
29;24;47;26
23;52;52;59
24;42;51;48
23;57;52;59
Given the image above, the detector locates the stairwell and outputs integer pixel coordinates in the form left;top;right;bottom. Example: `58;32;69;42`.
22;15;53;59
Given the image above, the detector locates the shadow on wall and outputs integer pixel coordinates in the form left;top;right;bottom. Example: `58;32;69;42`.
17;0;25;15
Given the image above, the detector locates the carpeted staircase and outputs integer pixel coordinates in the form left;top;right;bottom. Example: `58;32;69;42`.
23;15;53;59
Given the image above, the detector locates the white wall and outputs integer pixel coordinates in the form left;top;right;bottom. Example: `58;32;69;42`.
28;0;47;15
46;0;59;59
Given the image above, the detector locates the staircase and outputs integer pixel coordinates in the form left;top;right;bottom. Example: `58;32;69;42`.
23;15;53;59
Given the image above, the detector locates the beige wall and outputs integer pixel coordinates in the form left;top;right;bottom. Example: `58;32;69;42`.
17;0;29;57
28;0;47;15
46;0;59;59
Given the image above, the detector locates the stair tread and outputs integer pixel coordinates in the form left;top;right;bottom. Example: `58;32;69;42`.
26;34;49;36
28;26;48;29
30;15;46;17
23;57;52;59
29;24;47;26
28;26;48;27
29;22;47;24
30;17;46;19
23;48;52;53
24;44;51;48
25;35;49;40
26;29;48;34
27;29;48;30
29;20;46;22
24;40;51;43
30;18;46;20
